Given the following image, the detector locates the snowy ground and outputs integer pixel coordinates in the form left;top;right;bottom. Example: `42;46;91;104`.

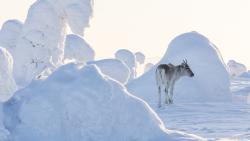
146;78;250;140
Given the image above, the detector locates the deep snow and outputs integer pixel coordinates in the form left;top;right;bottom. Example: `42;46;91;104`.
2;64;204;141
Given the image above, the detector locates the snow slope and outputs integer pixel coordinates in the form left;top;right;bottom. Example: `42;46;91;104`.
115;49;136;81
88;59;130;84
64;34;95;64
227;60;247;77
0;47;17;102
128;32;231;104
144;63;154;73
11;0;93;87
3;64;204;141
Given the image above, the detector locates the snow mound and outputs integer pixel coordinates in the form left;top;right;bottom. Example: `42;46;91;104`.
227;60;247;77
144;63;154;73
115;49;136;81
87;59;130;84
0;20;23;53
135;52;145;64
64;34;95;63
0;47;17;102
128;32;231;104
3;64;203;141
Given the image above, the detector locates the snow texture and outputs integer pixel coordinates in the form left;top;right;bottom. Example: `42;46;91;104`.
144;63;154;73
127;31;231;104
0;47;17;102
0;20;23;55
239;71;250;78
227;60;247;77
64;34;95;64
11;0;93;87
87;59;130;84
115;49;136;81
3;64;203;141
135;52;145;64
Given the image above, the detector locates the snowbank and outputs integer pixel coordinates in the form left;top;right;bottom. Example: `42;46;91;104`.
227;60;247;77
0;47;17;102
240;71;250;78
144;63;154;73
128;32;231;104
64;34;95;64
11;0;93;87
115;49;136;81
3;64;203;141
135;52;145;64
0;20;23;54
88;59;130;84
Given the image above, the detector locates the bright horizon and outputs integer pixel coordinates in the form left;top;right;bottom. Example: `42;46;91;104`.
1;0;250;69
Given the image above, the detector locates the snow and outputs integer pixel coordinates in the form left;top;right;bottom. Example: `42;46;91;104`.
227;60;247;77
135;52;145;64
240;71;250;78
144;63;154;73
115;49;136;81
0;47;17;102
128;31;231;104
87;59;130;84
9;0;93;87
0;20;23;54
2;64;203;141
64;34;95;64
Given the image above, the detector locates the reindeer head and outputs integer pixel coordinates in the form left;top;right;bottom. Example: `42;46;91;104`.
180;59;194;77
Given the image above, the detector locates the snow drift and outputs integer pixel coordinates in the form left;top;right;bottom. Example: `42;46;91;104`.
3;64;203;141
227;60;247;77
0;47;17;102
128;32;231;104
11;0;93;87
115;49;136;81
88;59;130;84
64;34;95;64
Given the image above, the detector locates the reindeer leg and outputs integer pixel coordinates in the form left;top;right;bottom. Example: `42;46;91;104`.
164;88;169;104
169;81;175;104
158;86;162;108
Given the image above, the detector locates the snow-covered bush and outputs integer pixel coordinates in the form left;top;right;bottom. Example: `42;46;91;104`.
115;49;136;81
135;52;145;64
0;20;23;54
128;32;231;104
3;64;203;141
11;0;93;87
88;59;130;84
0;47;17;102
144;63;154;73
227;60;247;77
64;34;95;64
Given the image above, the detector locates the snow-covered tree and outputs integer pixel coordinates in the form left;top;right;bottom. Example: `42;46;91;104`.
227;60;247;77
115;49;136;81
135;52;145;64
0;47;17;102
0;20;23;55
144;63;154;73
64;34;95;64
11;0;93;87
88;59;130;84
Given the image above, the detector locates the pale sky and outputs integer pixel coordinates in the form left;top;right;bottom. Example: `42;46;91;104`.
0;0;250;68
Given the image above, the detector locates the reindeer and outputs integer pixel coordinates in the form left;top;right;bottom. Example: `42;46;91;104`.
155;59;194;107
